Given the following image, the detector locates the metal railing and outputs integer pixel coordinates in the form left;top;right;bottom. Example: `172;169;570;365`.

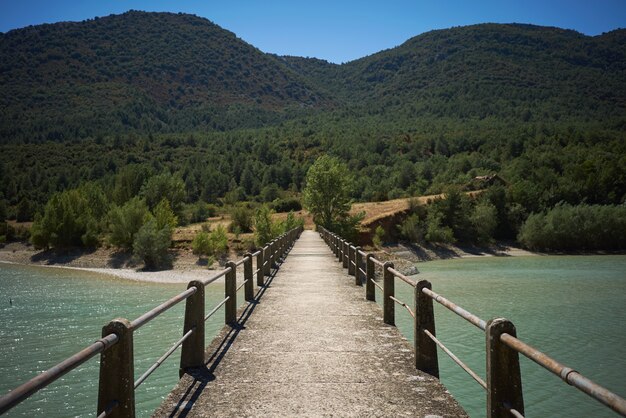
0;227;302;417
317;226;626;418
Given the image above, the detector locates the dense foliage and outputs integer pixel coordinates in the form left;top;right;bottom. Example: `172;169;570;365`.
0;12;624;251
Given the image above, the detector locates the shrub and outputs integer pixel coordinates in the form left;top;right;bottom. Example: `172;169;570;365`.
425;212;455;244
272;198;302;213
133;219;171;269
192;231;212;256
255;205;276;246
209;225;229;257
283;211;304;232
398;213;424;243
186;201;217;224
372;225;385;248
470;201;498;244
107;197;150;249
154;199;178;233
229;205;253;233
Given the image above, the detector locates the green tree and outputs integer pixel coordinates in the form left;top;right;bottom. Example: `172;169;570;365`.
229;205;253;233
141;173;186;217
303;155;352;229
254;205;277;246
470;201;498;244
107;197;150;249
153;198;178;233
133;218;171;269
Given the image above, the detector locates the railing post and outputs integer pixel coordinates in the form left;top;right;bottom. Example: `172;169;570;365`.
415;280;439;377
256;250;264;287
270;240;277;268
383;261;395;326
486;318;524;418
348;244;355;276
354;246;362;285
366;254;375;301
263;245;271;276
97;318;134;418
225;261;237;324
337;237;342;261
179;281;205;377
343;242;349;269
244;254;254;301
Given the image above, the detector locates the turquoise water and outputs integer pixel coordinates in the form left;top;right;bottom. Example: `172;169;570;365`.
387;255;626;418
0;264;240;417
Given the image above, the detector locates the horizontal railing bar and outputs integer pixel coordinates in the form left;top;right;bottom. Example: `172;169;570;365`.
371;257;385;267
500;333;626;415
358;267;366;276
424;329;487;390
350;245;356;250
236;279;249;292
390;295;415;318
422;287;487;331
134;328;195;389
263;261;269;266
235;258;246;267
204;296;230;322
371;279;383;292
358;250;367;257
506;406;525;418
203;267;230;286
130;287;197;331
251;250;261;257
387;267;416;287
0;333;119;415
254;268;261;276
96;400;118;418
350;260;356;266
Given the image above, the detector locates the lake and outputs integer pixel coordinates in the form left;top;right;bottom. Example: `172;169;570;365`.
391;255;626;417
1;255;625;417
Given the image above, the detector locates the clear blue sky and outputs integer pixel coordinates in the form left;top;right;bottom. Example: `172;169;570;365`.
1;0;625;63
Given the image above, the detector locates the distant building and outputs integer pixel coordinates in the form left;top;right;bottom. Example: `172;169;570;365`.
466;174;508;190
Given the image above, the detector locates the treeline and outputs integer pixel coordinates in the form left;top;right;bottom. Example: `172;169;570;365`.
518;203;626;251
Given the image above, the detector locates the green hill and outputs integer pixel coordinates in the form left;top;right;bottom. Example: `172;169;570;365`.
0;11;328;142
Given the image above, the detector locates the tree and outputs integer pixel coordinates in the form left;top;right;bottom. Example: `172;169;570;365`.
254;205;277;246
471;201;498;244
141;172;186;217
303;155;352;229
153;198;178;233
133;218;171;269
107;197;149;249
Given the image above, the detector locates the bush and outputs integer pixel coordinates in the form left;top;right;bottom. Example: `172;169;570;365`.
154;199;178;233
186;201;217;224
372;225;385;248
209;225;229;257
272;198;302;213
107;197;150;249
140;172;186;218
398;213;424;243
283;211;304;232
229;205;253;233
470;201;498;244
255;205;277;246
192;231;212;256
425;212;455;244
133;219;171;269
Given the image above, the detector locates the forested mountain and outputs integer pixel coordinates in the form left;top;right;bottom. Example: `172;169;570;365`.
0;12;624;247
0;11;328;142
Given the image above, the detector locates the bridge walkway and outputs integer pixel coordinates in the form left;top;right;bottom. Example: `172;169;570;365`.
153;230;466;417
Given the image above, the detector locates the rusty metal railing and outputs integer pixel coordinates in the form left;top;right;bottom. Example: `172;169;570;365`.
0;227;302;417
317;225;626;418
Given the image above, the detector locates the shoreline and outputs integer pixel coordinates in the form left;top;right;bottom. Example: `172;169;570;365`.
0;242;227;284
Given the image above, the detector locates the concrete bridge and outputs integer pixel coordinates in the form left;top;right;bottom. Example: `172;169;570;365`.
153;230;466;417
